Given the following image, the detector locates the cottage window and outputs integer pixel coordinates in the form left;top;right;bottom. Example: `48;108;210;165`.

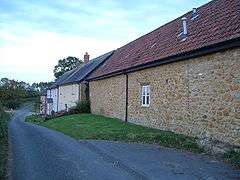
142;85;150;107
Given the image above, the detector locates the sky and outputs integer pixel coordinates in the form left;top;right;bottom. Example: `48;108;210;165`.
0;0;211;84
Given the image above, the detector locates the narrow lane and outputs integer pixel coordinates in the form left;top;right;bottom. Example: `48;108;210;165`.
9;107;142;180
9;107;240;180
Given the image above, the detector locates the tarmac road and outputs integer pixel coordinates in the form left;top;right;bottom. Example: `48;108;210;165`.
8;106;240;180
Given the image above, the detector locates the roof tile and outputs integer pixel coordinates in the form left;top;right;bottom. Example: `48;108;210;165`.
89;0;240;79
59;51;114;86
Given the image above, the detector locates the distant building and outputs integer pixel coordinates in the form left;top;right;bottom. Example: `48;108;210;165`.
57;51;114;112
46;69;77;115
46;51;114;114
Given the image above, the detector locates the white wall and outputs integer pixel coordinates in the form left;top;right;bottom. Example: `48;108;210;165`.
46;89;52;115
51;88;58;113
46;88;58;115
58;84;79;111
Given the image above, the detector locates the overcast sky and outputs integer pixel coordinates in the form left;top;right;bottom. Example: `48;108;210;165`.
0;0;210;84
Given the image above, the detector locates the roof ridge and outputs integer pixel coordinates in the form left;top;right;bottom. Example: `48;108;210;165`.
60;66;81;85
114;0;217;52
88;0;240;80
58;50;115;86
88;50;115;63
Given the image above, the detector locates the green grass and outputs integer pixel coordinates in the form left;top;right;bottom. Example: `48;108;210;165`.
224;150;240;168
26;114;45;124
0;111;11;180
26;114;203;153
0;112;10;138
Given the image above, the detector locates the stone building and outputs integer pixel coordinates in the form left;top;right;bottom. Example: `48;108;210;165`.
87;0;240;146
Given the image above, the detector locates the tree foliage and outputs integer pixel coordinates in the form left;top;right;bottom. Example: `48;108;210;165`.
0;78;51;109
31;81;53;92
53;56;83;79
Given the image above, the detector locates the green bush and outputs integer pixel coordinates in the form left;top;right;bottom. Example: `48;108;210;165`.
224;149;240;168
0;102;3;112
67;107;77;115
74;100;91;113
0;111;10;139
0;110;11;179
4;99;21;109
25;115;45;124
45;113;64;120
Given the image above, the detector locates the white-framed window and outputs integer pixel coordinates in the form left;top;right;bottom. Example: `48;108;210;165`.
142;85;150;107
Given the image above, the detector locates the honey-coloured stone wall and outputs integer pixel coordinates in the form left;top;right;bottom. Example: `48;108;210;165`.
90;75;126;120
90;48;240;146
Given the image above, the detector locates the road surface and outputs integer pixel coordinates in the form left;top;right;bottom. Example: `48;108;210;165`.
9;106;240;180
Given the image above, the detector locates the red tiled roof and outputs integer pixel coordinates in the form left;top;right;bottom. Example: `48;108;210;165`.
89;0;240;79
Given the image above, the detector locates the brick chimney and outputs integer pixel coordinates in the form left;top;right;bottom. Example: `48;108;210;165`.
84;52;90;64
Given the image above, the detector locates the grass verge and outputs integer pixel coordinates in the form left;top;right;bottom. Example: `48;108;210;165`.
26;114;203;153
0;111;11;180
224;150;240;168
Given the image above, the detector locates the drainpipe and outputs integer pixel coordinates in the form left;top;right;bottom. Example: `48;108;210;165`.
57;87;59;112
125;73;128;122
49;89;51;115
78;83;81;102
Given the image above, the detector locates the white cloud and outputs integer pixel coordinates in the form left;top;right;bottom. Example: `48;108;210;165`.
0;0;211;84
0;31;121;83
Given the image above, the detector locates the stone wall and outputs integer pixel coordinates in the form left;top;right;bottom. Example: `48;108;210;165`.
58;84;79;111
187;48;240;146
128;60;190;132
79;82;88;101
90;75;126;120
90;48;240;146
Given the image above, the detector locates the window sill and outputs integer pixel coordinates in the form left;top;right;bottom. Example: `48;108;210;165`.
141;105;150;108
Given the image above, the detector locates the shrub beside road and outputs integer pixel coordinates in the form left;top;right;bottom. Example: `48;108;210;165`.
0;110;11;180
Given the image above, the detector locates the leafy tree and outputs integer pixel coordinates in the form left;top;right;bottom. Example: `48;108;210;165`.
31;82;53;93
53;56;83;79
0;78;42;109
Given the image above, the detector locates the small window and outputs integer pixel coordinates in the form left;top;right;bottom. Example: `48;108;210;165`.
142;85;150;107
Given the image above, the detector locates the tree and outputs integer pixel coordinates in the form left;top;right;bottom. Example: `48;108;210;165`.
0;78;28;109
53;56;83;79
31;82;53;92
0;78;41;109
